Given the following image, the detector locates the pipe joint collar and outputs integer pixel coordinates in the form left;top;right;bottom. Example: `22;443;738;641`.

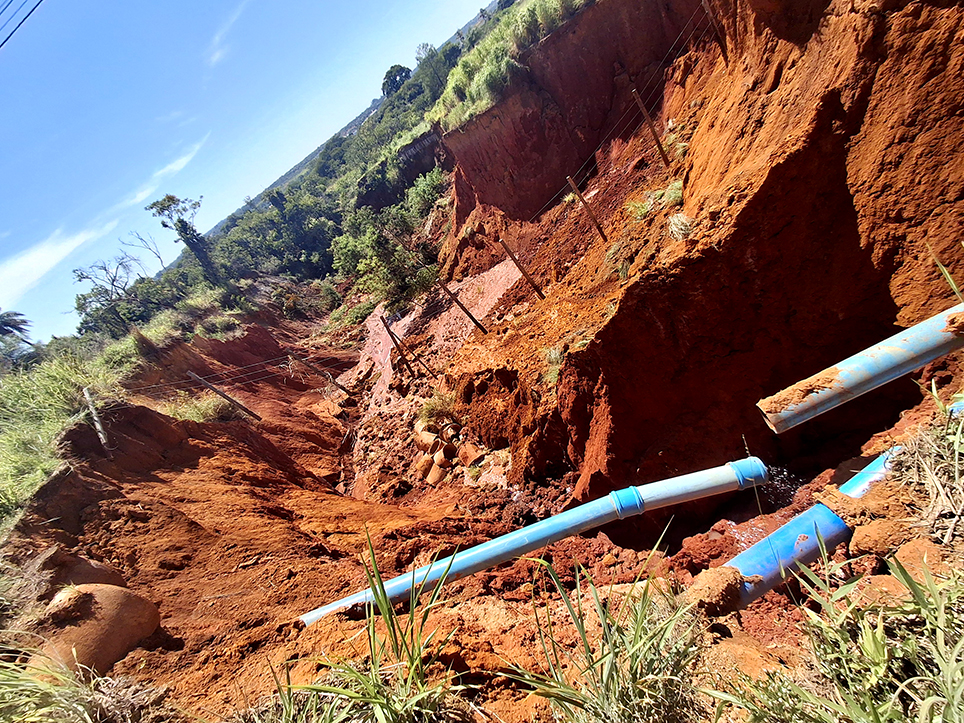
727;457;768;489
609;486;646;519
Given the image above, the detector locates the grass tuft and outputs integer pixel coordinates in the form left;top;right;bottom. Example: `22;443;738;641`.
0;645;184;723
155;391;237;423
667;213;692;242
419;390;458;426
710;550;964;723
512;562;706;723
254;534;472;723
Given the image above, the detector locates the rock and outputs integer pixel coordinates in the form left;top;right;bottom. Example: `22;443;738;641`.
683;566;744;617
34;584;160;675
849;519;911;556
20;546;127;601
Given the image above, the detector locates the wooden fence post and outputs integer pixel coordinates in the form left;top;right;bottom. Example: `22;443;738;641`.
701;0;728;60
380;316;418;378
631;89;671;168
187;371;263;421
566;176;609;244
82;387;113;459
382;323;439;379
437;281;489;334
496;236;545;300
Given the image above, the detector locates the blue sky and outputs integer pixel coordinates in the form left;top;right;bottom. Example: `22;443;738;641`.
0;0;483;341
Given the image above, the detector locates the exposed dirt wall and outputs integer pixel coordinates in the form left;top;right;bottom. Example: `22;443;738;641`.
444;0;964;535
442;0;705;220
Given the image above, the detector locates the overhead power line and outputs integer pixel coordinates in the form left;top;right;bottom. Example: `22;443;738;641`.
0;0;45;52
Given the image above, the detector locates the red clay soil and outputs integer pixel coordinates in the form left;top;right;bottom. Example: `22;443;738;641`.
3;0;964;719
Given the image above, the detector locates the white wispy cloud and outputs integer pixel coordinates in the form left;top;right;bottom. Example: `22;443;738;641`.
0;220;120;309
114;134;210;210
207;0;251;66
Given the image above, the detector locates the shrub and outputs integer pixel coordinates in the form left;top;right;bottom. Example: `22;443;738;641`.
405;167;448;220
314;279;343;314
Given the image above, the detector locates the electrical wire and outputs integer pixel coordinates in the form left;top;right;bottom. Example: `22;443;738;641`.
0;0;44;51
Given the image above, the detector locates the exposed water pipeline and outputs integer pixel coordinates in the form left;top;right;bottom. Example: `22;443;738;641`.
725;450;896;605
299;457;769;625
725;400;961;606
757;303;964;434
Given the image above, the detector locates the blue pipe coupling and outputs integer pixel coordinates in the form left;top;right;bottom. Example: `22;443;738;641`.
758;303;964;434
299;456;768;625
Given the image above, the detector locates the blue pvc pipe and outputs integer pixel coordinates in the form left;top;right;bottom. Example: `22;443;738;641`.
727;402;964;604
758;303;964;434
300;457;768;625
728;503;851;603
727;450;900;604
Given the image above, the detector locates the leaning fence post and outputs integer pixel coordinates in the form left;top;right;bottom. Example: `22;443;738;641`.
382;322;438;379
496;236;545;300
187;371;263;421
380;316;418;378
437;281;489;335
566;176;609;244
83;387;113;460
631;89;671;168
701;0;728;60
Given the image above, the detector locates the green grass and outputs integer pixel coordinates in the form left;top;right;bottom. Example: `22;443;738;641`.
711;553;964;723
662;180;684;208
429;0;592;131
543;346;564;385
327;299;378;330
236;535;470;723
418;390;458;426
0;645;184;723
155;391;237;423
512;562;705;723
625;198;653;221
0;354;123;520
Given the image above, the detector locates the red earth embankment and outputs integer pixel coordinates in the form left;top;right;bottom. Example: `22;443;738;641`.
440;0;964;536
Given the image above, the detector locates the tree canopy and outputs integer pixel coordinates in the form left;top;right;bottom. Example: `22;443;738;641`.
381;64;412;97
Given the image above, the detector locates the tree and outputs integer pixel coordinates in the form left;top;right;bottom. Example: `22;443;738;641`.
73;253;144;338
416;43;444;92
0;309;30;343
381;64;411;97
146;195;222;286
121;231;165;268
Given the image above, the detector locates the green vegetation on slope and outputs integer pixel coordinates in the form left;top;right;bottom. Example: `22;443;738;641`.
429;0;593;131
